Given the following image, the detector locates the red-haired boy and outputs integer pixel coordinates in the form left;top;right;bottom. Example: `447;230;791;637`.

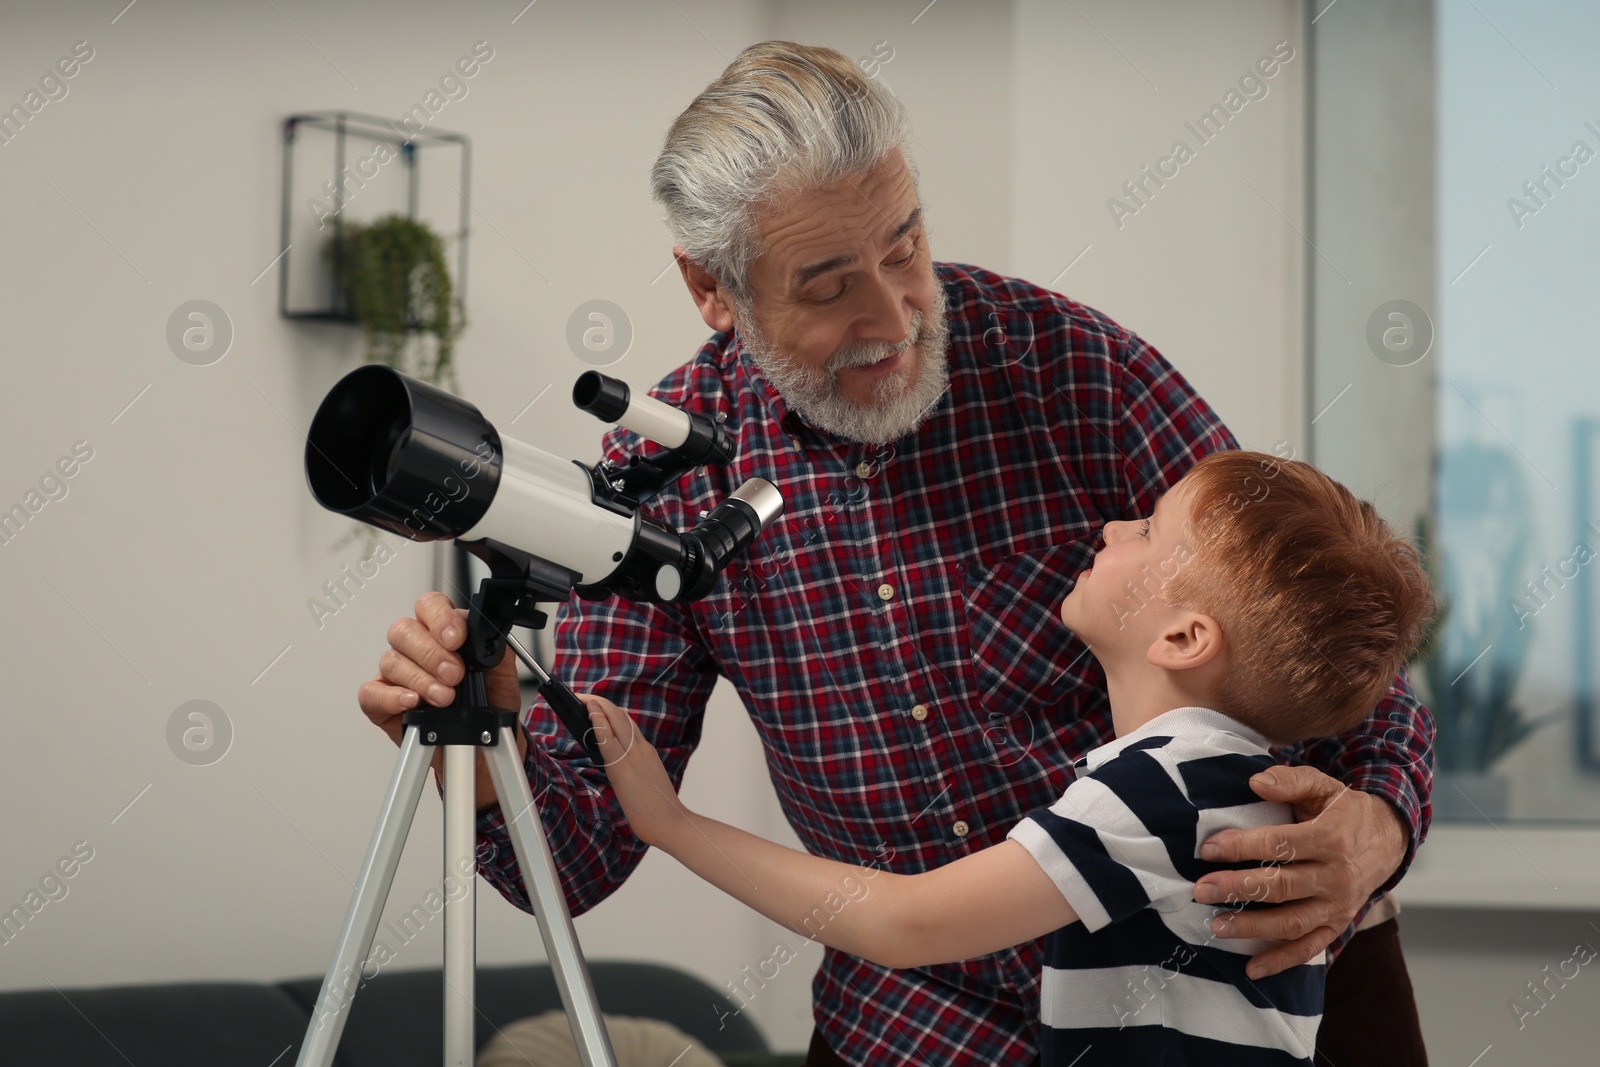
585;450;1436;1066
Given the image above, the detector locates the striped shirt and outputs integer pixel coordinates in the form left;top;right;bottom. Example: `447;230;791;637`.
1009;706;1324;1065
471;262;1434;1067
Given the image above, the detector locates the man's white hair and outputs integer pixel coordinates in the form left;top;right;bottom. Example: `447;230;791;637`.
649;40;918;302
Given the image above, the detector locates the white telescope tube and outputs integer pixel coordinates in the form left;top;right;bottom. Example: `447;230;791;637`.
454;436;637;587
616;392;690;450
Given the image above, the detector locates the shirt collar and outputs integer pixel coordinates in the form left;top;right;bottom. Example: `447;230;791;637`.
1073;706;1273;775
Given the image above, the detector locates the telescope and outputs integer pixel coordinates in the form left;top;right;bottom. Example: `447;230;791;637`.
305;364;783;603
294;365;782;1067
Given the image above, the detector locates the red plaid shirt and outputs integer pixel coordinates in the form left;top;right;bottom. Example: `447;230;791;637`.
474;261;1434;1066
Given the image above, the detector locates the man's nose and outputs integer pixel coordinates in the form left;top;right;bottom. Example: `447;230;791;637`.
856;271;914;344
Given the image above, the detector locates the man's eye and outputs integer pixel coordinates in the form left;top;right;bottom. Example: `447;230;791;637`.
888;246;915;268
812;287;846;305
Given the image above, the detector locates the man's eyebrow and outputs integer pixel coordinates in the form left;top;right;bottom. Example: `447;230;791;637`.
792;254;853;291
888;205;923;246
791;206;923;292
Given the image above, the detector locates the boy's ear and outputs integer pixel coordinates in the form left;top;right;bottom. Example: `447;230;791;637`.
676;246;737;333
1146;611;1224;672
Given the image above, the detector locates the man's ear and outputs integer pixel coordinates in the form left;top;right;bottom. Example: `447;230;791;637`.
1146;611;1225;672
675;247;737;333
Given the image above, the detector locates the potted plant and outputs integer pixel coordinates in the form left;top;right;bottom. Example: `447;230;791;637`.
323;212;463;392
321;214;464;558
1409;504;1560;820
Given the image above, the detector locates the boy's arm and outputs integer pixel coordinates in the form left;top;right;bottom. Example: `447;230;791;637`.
584;695;1078;969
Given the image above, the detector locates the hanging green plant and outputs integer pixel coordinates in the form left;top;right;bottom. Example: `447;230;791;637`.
321;213;464;559
323;213;462;393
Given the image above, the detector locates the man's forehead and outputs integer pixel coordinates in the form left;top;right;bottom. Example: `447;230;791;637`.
747;156;920;289
778;204;921;291
764;192;921;257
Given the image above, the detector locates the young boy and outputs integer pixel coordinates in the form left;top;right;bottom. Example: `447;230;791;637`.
582;449;1436;1066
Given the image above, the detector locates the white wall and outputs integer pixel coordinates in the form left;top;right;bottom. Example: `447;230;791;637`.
1011;0;1308;457
0;0;1430;1057
0;0;796;1035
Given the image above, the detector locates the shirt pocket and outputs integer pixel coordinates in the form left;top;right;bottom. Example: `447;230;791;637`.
961;538;1097;755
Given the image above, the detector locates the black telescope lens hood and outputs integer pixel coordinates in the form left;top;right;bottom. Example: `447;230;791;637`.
305;364;501;541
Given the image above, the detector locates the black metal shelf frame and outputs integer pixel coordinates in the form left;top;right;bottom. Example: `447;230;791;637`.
279;110;471;328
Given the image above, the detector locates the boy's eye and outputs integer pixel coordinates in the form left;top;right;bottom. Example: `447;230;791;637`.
1140;518;1151;538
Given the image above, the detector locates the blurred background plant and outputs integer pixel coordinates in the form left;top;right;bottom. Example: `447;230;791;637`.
323;212;462;393
321;213;464;556
1410;442;1565;817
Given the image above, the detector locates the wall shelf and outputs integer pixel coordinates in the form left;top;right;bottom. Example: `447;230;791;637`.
278;110;470;327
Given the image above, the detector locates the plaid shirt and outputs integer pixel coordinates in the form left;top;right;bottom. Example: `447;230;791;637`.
473;261;1434;1066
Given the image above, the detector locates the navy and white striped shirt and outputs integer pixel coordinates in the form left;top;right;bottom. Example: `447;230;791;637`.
1008;706;1324;1065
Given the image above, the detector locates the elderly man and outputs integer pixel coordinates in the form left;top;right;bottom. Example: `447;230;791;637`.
361;41;1431;1067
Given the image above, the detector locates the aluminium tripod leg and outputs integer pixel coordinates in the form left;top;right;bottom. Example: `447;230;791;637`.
295;725;433;1067
442;743;477;1066
484;725;618;1067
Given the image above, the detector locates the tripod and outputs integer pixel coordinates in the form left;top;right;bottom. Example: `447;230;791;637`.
296;544;618;1067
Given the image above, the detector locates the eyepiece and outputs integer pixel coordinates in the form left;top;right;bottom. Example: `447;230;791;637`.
676;477;784;600
573;370;695;452
572;371;630;423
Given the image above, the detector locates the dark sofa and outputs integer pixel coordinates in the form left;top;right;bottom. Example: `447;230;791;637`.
0;960;804;1066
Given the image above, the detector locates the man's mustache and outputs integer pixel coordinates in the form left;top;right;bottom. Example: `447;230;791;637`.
829;310;924;371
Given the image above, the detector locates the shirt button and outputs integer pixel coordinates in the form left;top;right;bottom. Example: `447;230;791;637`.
953;820;970;838
877;583;895;602
854;461;874;478
911;703;929;721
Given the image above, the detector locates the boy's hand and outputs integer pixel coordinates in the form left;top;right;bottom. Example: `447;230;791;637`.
582;694;686;848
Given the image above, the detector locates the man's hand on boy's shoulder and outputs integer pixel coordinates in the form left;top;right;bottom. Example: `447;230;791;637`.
1187;764;1406;980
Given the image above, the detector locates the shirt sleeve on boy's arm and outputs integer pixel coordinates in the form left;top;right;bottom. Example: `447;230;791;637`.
1006;764;1195;933
470;515;720;918
1279;669;1435;899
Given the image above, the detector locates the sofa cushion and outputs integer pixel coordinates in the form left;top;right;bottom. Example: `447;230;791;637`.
0;981;312;1067
476;1010;723;1067
274;961;768;1067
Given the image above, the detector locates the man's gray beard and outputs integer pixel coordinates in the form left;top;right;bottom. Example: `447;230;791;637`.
734;278;951;445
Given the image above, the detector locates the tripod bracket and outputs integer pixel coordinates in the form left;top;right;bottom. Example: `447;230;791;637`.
402;706;521;746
